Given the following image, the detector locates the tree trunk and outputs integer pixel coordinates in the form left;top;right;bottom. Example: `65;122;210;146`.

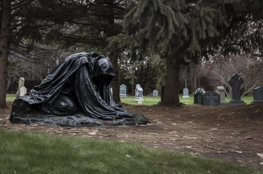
110;53;121;104
6;76;14;93
105;0;122;104
192;64;196;94
0;0;11;108
162;55;180;106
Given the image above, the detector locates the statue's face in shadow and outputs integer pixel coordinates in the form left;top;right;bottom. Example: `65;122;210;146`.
92;57;115;99
92;74;111;88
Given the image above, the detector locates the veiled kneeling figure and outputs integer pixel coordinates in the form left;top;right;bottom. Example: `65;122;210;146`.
10;52;149;126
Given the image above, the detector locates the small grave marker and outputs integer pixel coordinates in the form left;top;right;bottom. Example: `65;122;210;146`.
19;86;27;96
202;91;220;106
134;84;144;101
182;79;189;98
215;86;226;104
119;84;127;98
194;88;205;105
252;86;263;103
138;97;143;105
153;90;158;97
16;77;26;97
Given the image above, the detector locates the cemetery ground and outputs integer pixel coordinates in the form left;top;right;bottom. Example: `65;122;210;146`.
0;98;263;172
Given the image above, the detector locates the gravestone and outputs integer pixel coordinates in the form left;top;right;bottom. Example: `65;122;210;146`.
252;87;263;103
119;84;127;98
202;91;220;106
194;88;205;105
16;77;26;97
182;79;189;98
138;97;143;105
134;84;144;101
228;74;246;105
182;88;189;98
153;90;158;97
215;86;226;104
19;87;27;96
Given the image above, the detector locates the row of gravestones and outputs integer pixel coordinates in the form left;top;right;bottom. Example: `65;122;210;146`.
17;74;263;106
119;84;159;98
16;79;158;101
194;74;263;106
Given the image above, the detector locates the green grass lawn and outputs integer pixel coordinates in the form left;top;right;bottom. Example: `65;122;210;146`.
121;96;161;105
2;95;260;173
0;128;261;174
6;94;16;101
7;93;253;105
121;95;253;105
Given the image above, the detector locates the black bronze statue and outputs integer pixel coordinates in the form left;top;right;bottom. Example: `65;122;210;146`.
10;52;148;126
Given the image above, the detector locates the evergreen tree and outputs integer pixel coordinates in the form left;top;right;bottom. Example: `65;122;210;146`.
119;0;263;106
0;0;127;107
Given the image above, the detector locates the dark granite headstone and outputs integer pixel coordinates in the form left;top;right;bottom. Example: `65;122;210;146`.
252;86;263;103
228;74;246;105
202;91;220;106
194;88;205;105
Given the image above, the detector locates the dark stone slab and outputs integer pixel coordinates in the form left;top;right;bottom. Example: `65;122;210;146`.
227;74;246;105
252;86;263;103
202;91;221;106
194;88;205;105
194;93;203;105
228;74;244;101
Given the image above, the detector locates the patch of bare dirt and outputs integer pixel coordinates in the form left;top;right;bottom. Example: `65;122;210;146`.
1;102;263;170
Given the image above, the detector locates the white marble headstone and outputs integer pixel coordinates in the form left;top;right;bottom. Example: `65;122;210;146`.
19;86;27;96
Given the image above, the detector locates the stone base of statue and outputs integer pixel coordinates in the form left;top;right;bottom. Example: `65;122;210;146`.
10;113;149;127
10;99;149;127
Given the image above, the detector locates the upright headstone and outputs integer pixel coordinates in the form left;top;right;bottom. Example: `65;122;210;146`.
215;86;226;104
16;77;26;97
119;84;127;98
182;79;189;98
202;91;220;106
19;87;27;96
138;97;143;105
228;74;246;105
153;90;158;97
134;84;144;101
182;88;189;98
194;88;205;105
252;86;263;103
